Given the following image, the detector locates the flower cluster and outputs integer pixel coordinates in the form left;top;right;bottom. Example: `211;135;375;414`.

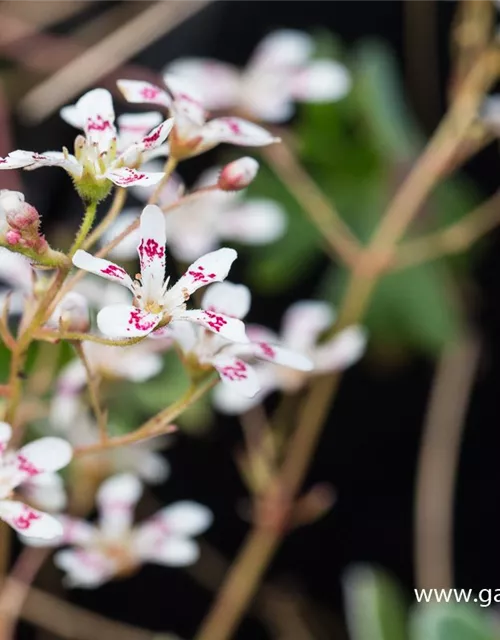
0;28;367;601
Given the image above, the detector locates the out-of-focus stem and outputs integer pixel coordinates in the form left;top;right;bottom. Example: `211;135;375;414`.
414;335;481;590
82;187;127;251
35;329;147;347
262;138;361;268
73;342;107;442
395;190;500;269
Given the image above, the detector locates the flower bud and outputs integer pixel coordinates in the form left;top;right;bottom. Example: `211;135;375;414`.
5;229;21;245
218;157;259;191
49;292;90;333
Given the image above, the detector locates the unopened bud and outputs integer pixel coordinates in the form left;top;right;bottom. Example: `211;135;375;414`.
218;157;259;191
49;292;90;333
5;229;21;245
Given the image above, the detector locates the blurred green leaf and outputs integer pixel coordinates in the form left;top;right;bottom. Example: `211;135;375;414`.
343;565;408;640
410;603;495;640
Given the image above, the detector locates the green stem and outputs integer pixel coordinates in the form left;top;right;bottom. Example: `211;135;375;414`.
69;201;97;257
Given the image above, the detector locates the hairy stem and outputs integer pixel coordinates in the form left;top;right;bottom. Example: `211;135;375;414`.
69;200;98;257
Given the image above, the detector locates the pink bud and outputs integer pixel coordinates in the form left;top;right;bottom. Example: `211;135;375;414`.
5;229;22;245
6;204;40;230
218;157;259;191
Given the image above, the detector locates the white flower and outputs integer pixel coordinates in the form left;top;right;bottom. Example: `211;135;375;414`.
102;167;286;263
0;190;25;233
34;474;212;588
0;89;173;197
117;77;279;160
21;473;68;513
72;204;248;341
214;300;367;413
0;422;72;539
167;282;312;398
166;29;351;122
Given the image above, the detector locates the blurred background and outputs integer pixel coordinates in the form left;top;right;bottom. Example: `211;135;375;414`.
2;1;500;639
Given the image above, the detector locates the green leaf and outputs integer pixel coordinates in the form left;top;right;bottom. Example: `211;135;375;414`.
410;603;495;640
343;565;408;640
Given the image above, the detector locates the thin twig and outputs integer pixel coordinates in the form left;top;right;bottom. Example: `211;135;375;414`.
414;335;481;590
75;376;217;456
73;342;108;443
395;190;500;269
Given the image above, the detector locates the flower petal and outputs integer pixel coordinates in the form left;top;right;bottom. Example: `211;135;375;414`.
75;88;116;152
201;282;251;320
292;60;351;103
117;80;172;109
0;151;82;177
201;117;279;149
96;473;142;538
54;549;117;588
138;536;200;566
163;74;207;127
220;199;286;245
0;500;63;539
97;304;162;338
15;437;73;482
251;341;312;371
176;309;248;343
165;58;240;110
137;205;166;300
249;30;313;70
58;515;97;545
313;325;367;372
149;501;213;536
212;382;265;415
212;355;260;397
105;167;165;188
117;111;164;149
281;300;335;351
120;119;174;166
173;247;237;297
167;320;198;354
72;250;134;291
22;472;67;513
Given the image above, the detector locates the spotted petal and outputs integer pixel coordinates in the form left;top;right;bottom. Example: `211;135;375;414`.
201;282;251;320
175;309;248;343
150;501;212;536
251;340;312;371
120;118;174;166
0;150;82;178
201;117;279;149
75;88;116;152
212;355;260;397
0;500;63;539
117;111;163;149
97;304;162;338
137;536;200;566
72;250;134;290
15;437;73;484
137;205;166;300
173;248;237;298
117;80;172;109
97;473;142;538
105;167;165;188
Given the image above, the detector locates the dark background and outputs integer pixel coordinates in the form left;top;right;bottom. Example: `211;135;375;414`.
7;1;500;638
